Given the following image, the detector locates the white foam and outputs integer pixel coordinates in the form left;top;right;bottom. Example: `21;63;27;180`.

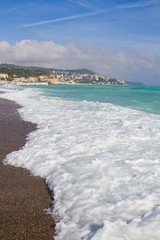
2;86;160;240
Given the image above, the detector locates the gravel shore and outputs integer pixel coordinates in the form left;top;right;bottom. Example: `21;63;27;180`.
0;98;55;240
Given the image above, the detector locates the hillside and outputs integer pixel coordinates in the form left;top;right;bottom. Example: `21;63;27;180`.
0;64;95;78
0;63;143;86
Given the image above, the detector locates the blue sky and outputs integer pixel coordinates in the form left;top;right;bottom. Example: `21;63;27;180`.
0;0;160;84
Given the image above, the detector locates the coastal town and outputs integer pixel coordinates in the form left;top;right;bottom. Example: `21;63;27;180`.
0;64;126;85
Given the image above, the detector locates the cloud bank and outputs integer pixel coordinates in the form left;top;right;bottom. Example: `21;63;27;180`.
0;40;159;84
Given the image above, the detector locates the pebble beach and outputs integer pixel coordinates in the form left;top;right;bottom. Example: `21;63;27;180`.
0;98;54;240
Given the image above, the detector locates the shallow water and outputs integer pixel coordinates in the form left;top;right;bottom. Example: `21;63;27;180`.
23;84;160;114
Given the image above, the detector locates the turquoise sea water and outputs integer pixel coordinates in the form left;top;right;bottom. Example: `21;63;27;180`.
23;85;160;115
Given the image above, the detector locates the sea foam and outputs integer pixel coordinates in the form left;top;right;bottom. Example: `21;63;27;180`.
2;87;160;240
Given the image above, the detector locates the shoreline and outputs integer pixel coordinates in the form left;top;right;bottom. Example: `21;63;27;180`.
0;98;55;239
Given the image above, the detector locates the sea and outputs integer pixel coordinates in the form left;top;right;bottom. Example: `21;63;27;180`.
1;84;160;240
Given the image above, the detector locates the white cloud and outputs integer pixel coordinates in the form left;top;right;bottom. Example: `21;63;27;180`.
0;39;159;84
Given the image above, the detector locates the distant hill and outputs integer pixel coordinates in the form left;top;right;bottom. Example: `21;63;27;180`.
125;81;145;86
0;63;95;78
0;63;145;86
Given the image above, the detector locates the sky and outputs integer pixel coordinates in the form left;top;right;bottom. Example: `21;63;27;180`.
0;0;160;84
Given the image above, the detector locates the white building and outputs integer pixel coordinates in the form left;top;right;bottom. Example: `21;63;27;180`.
0;73;8;79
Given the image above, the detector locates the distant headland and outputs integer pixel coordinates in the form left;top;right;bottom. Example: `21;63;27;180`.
0;63;143;86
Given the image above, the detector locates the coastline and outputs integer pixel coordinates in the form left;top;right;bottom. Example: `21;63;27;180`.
0;98;55;239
